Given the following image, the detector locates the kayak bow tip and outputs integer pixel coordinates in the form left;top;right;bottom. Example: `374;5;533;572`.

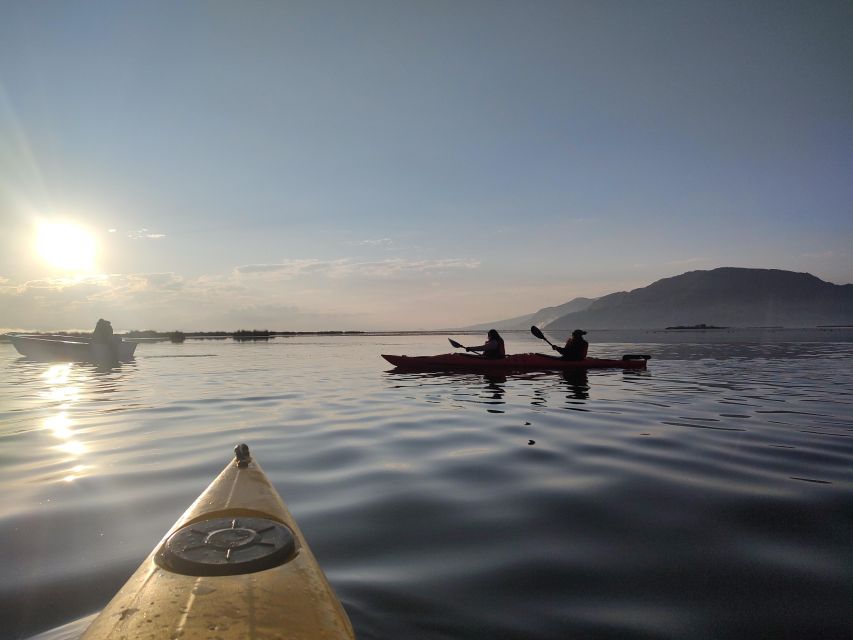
234;442;252;466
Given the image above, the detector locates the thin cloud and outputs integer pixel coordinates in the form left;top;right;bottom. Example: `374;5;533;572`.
128;228;166;239
357;238;393;246
236;258;480;279
327;258;480;278
120;273;184;291
236;259;325;276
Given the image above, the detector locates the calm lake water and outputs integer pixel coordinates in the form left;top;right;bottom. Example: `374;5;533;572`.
2;330;852;640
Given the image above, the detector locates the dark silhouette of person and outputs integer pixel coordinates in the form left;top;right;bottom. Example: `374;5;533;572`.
465;329;506;359
553;329;588;361
92;319;114;343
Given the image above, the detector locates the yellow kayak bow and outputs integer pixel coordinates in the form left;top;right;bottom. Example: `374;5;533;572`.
82;444;355;639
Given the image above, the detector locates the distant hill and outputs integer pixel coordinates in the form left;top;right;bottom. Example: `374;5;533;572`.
469;268;853;330
464;297;596;330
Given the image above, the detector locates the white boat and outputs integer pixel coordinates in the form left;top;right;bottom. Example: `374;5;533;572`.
8;334;138;362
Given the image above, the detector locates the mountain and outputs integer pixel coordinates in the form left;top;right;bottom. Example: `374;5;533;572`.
467;268;853;331
464;297;596;330
547;268;853;329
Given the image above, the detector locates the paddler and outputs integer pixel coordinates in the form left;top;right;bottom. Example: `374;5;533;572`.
465;329;506;359
92;318;114;343
553;329;588;361
92;318;119;359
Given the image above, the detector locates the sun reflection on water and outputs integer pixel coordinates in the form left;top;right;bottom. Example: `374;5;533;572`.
44;364;71;385
43;385;81;403
40;365;93;482
44;412;73;439
62;464;90;483
41;364;81;403
56;440;88;457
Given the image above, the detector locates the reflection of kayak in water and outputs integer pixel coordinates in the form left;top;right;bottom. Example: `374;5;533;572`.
81;445;355;640
8;334;137;362
382;352;649;371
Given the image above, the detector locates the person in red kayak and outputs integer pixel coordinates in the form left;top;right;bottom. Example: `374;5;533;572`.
553;329;588;361
465;329;506;359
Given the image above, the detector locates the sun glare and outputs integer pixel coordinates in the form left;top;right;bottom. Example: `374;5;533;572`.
36;222;97;272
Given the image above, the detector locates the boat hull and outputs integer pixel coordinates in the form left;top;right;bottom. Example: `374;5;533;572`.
9;335;137;362
382;352;648;372
81;449;354;639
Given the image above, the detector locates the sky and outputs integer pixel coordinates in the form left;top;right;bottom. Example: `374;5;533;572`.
1;0;851;331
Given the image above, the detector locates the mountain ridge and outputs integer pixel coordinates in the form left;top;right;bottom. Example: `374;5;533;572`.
464;268;853;331
464;297;596;331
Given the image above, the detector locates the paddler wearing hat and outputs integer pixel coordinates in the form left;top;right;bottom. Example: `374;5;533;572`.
552;329;589;361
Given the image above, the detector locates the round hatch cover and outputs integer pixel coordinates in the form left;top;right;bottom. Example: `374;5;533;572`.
156;517;297;576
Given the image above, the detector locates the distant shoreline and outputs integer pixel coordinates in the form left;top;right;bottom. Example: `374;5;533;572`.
3;326;853;344
665;324;729;330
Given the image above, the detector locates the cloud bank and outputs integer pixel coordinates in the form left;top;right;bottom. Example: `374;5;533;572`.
0;256;482;331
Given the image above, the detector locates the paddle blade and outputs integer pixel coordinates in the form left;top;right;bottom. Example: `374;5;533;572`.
448;338;464;349
530;326;546;340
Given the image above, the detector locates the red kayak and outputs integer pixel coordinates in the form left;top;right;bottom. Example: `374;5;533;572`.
382;352;649;372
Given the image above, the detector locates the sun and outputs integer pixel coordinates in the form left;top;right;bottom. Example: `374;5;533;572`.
36;222;98;272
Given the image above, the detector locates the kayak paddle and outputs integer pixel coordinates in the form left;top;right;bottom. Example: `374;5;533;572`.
530;325;557;349
448;338;466;349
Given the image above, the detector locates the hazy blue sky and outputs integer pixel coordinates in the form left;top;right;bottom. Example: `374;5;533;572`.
1;1;851;330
